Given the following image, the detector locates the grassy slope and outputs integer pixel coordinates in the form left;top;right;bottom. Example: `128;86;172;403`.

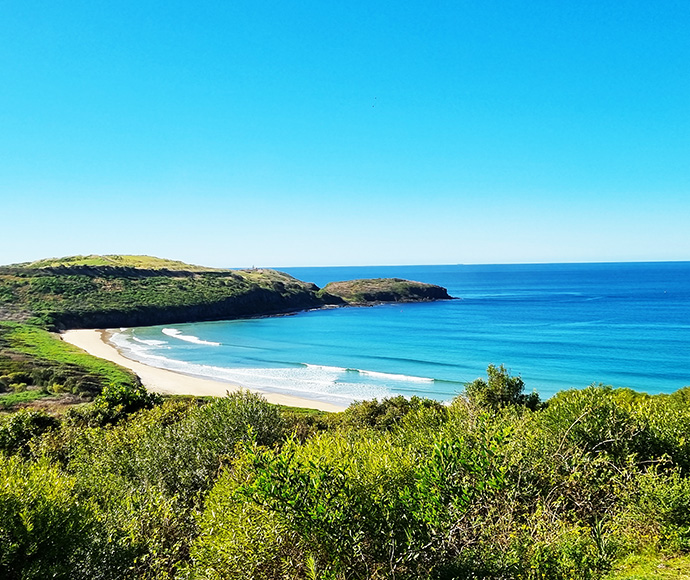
3;323;136;386
605;554;690;579
0;321;139;406
0;389;51;409
14;254;218;271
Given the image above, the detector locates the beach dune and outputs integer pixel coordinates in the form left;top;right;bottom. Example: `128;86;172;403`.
61;329;346;412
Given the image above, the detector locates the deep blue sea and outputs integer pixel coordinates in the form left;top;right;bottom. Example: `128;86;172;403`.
110;262;690;406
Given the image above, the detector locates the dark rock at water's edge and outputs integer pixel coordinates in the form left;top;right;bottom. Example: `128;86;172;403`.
0;256;453;330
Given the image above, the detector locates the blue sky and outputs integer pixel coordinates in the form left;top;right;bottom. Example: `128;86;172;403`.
1;1;688;267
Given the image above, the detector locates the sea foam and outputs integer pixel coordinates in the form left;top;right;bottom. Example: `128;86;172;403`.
110;331;417;405
161;328;220;346
359;369;434;383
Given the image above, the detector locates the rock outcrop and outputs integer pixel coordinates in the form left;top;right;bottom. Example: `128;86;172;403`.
319;278;452;304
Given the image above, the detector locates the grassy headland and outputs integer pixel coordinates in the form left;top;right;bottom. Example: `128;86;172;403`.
13;254;218;271
0;260;324;329
320;277;451;304
0;254;449;330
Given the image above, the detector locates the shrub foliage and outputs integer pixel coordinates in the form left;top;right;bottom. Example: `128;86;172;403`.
0;367;689;579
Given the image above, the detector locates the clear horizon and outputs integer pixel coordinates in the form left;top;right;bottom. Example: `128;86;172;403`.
2;1;688;267
6;255;690;270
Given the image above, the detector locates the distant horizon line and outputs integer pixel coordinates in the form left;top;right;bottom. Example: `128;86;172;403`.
252;259;690;269
4;254;688;270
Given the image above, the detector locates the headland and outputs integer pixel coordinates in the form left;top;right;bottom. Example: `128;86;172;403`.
0;254;452;411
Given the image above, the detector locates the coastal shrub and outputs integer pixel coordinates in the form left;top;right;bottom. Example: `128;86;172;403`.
279;408;338;443
60;404;201;579
191;415;509;580
0;455;97;580
189;455;306;580
56;393;286;578
96;382;162;414
6;371;31;385
341;395;446;430
66;390;283;505
539;385;690;476
540;386;645;462
2;370;690;578
628;396;690;473
133;390;285;498
615;467;690;554
521;524;615;580
0;409;60;457
465;364;541;411
67;382;163;426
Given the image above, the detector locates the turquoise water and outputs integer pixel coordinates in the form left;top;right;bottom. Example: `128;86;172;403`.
110;262;690;406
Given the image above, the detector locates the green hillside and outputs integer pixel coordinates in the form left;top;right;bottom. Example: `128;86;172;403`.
14;254;217;271
0;256;451;330
0;321;139;401
0;259;329;329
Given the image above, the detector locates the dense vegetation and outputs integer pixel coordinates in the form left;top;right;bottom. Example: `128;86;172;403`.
0;255;450;329
2;369;690;579
0;263;326;330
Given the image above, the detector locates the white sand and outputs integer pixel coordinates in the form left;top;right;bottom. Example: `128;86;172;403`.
61;329;346;412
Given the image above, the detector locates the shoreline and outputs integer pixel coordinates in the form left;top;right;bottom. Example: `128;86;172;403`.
61;329;347;412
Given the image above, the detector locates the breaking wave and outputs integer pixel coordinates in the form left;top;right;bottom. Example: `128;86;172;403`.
161;328;220;346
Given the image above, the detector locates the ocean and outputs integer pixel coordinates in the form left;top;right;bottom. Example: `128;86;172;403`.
110;262;690;406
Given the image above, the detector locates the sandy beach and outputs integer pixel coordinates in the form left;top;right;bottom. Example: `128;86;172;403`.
61;329;346;412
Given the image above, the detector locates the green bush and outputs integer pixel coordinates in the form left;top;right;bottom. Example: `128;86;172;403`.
465;364;541;411
0;375;688;578
0;456;97;580
10;382;27;393
57;392;286;578
190;459;305;580
133;390;285;498
66;382;162;426
341;395;446;430
0;409;60;457
616;468;690;554
191;412;508;580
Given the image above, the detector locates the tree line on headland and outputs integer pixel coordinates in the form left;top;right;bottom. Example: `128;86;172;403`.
1;256;689;579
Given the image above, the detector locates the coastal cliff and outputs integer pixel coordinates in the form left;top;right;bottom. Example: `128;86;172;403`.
0;255;452;329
